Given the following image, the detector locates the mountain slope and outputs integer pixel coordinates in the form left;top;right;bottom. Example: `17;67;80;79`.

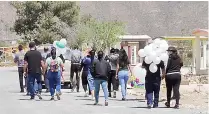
0;1;208;41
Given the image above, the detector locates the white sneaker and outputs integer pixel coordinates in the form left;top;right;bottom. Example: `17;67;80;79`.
92;96;95;101
84;92;88;97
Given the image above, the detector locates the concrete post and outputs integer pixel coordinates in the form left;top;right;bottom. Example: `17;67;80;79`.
203;41;207;69
192;40;196;74
195;36;201;74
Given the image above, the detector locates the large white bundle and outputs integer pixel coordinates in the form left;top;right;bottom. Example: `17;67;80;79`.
138;38;169;73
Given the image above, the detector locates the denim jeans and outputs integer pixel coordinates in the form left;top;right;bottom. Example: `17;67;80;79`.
25;77;38;94
44;71;49;90
28;73;42;97
34;80;38;92
47;70;61;96
145;81;161;106
94;79;108;103
118;70;129;99
87;74;95;91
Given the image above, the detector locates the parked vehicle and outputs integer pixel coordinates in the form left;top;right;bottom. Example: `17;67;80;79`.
36;45;72;89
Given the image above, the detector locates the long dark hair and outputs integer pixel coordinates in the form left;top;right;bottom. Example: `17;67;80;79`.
168;47;180;60
115;48;119;54
51;48;56;59
90;49;95;63
18;45;23;51
118;49;129;67
170;51;179;59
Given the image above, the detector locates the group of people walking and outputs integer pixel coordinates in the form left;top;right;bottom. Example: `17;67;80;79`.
142;46;183;109
14;42;64;100
14;41;183;109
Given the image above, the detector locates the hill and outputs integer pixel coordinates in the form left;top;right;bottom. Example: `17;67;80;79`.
0;1;208;41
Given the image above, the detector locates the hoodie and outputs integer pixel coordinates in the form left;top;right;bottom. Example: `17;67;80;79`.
166;54;183;74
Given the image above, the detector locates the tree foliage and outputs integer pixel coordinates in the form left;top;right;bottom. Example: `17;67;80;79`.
75;15;125;51
12;1;80;43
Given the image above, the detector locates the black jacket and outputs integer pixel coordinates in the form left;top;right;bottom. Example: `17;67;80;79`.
91;59;111;80
166;55;183;74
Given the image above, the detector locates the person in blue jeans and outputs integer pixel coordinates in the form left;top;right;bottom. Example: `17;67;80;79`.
81;49;95;99
25;77;38;95
45;48;64;100
81;55;91;97
24;42;45;100
116;49;132;101
24;67;38;95
91;51;111;106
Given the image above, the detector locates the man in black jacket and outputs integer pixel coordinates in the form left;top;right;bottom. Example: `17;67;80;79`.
91;51;111;106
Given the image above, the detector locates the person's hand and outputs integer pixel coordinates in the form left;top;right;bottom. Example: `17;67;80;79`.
129;70;133;77
161;75;165;80
61;72;64;77
42;71;45;75
61;78;65;83
85;48;91;56
115;75;118;79
23;72;27;77
129;71;132;77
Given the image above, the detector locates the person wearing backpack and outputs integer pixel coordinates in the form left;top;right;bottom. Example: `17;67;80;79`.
70;46;83;92
45;48;64;100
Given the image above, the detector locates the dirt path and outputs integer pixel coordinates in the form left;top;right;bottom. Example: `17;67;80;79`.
128;84;208;110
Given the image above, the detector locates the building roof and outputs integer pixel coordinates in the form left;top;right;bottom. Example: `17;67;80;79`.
163;36;208;40
192;29;208;36
119;35;151;41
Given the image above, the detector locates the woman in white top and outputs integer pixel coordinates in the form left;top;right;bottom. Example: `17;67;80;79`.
45;47;64;100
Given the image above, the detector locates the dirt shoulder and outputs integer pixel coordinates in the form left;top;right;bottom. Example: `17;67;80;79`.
128;84;208;110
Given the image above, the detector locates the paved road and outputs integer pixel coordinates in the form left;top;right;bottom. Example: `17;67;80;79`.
0;67;208;114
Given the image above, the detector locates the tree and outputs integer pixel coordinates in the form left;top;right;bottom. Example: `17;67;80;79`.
12;1;80;43
76;15;125;51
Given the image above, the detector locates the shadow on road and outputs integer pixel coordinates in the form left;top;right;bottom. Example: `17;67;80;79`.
39;94;51;96
9;91;22;93
130;106;168;109
21;94;51;96
18;98;55;101
85;104;103;106
75;98;93;101
18;98;33;101
35;99;55;101
110;98;145;101
62;91;72;94
76;95;87;97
